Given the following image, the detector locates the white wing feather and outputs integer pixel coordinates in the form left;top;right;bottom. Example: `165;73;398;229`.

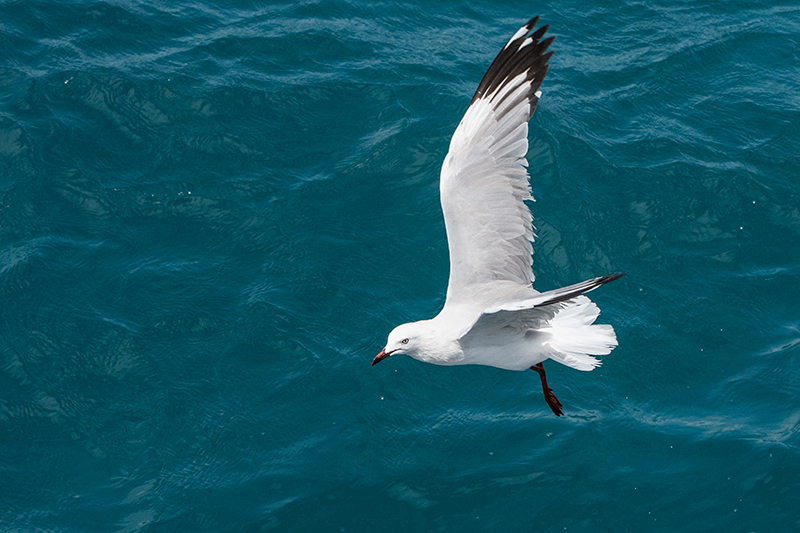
440;18;553;310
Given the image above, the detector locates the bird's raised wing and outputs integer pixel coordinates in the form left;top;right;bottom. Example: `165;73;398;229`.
440;17;553;309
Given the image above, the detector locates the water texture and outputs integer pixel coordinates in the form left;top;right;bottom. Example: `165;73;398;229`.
1;0;799;531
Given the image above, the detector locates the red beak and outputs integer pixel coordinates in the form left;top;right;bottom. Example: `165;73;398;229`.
372;349;392;366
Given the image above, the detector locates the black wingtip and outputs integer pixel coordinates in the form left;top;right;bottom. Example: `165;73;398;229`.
469;16;554;107
534;272;626;308
603;272;626;284
530;24;549;42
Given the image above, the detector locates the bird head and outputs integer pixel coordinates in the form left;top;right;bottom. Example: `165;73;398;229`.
372;322;421;366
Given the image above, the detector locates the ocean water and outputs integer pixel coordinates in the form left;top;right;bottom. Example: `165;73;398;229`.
1;0;799;530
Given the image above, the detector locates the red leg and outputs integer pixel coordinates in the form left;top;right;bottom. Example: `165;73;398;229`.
530;363;563;416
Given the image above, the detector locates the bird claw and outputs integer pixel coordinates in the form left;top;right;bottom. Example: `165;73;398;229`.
543;387;563;416
531;363;564;416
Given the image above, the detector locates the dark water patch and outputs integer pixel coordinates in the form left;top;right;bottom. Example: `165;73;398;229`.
0;313;167;463
0;116;36;188
1;1;220;74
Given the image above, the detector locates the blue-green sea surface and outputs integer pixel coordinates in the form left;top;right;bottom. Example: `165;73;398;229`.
1;0;799;531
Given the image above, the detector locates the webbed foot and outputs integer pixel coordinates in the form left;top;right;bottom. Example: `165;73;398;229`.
530;363;563;416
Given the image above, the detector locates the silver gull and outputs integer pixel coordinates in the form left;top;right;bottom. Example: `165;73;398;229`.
372;17;624;416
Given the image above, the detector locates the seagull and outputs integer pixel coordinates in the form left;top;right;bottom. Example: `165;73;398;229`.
372;17;624;416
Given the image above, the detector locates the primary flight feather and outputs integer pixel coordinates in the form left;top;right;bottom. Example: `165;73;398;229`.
373;17;624;416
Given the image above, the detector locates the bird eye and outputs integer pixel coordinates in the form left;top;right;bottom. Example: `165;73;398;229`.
401;338;409;345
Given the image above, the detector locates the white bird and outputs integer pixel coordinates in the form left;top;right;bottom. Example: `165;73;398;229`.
372;17;624;416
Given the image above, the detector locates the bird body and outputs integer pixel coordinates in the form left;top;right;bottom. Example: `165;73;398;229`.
373;17;623;415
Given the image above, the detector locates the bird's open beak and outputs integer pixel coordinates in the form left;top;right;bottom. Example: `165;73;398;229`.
372;349;393;366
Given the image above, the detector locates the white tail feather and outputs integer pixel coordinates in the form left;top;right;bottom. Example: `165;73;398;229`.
542;296;618;371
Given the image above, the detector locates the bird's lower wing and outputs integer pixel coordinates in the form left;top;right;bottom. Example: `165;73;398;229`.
460;275;623;370
482;273;625;314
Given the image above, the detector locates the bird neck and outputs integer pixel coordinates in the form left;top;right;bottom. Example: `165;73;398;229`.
406;319;464;366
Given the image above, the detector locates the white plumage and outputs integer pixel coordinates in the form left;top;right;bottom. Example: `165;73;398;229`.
372;17;623;416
